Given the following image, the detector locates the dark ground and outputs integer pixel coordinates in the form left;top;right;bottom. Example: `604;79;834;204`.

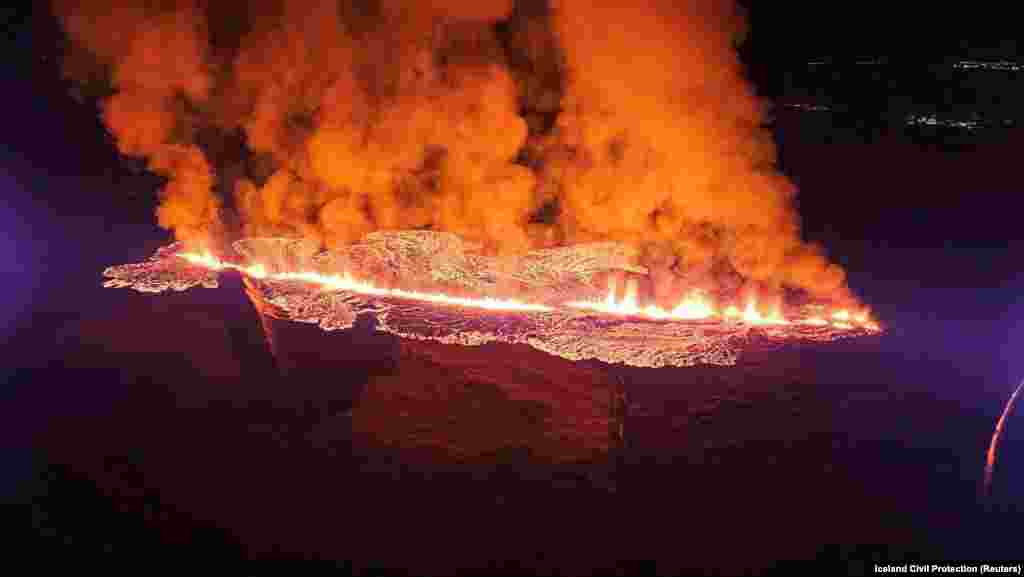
4;5;1024;575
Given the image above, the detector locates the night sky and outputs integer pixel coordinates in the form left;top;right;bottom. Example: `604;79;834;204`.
3;2;1023;572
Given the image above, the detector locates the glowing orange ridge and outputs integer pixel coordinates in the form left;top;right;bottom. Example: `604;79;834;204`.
178;251;879;331
178;251;554;312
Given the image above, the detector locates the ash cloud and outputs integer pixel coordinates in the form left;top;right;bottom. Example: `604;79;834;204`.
56;0;222;246
56;0;852;301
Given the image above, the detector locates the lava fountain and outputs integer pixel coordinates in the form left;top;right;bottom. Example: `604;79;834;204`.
103;231;881;369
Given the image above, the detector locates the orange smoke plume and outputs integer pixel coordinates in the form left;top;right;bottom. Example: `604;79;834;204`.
56;0;220;249
546;0;847;298
56;0;855;303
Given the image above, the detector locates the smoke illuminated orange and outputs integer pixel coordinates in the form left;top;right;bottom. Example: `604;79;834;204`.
57;0;859;300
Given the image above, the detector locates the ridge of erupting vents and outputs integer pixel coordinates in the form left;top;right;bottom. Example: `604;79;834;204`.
103;232;881;368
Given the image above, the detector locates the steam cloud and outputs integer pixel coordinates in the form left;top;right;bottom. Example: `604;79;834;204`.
56;0;851;302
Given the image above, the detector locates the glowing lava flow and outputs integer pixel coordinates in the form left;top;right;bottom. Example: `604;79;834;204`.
800;317;830;327
178;251;881;331
178;252;554;313
565;278;875;329
983;378;1024;497
738;299;788;326
565;278;716;320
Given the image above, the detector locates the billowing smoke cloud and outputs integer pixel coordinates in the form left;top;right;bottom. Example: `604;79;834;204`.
544;1;847;300
56;0;222;248
55;0;851;301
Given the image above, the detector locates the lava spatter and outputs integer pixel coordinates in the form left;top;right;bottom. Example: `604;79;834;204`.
103;232;881;368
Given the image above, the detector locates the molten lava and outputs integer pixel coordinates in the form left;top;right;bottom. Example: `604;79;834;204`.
565;277;716;321
984;378;1024;497
103;233;883;368
184;249;879;330
564;277;876;331
739;299;788;326
180;251;555;313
